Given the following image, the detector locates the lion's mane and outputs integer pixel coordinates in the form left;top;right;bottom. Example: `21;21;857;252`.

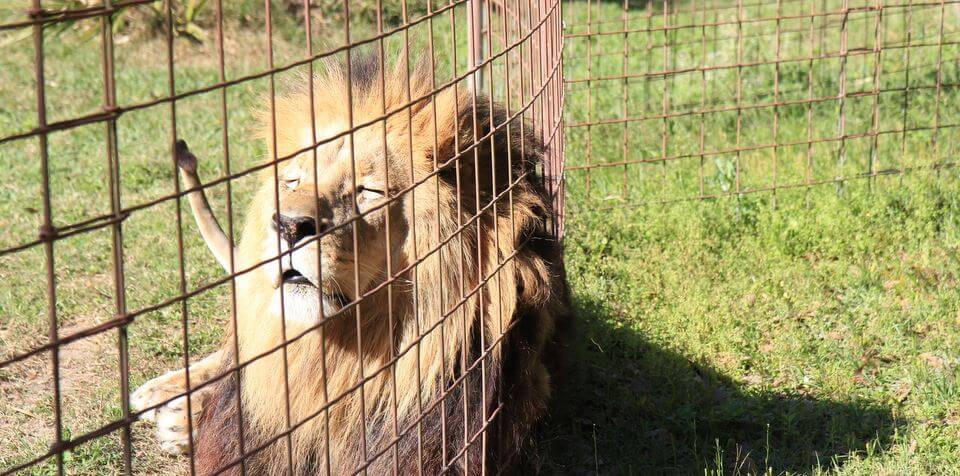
193;57;570;475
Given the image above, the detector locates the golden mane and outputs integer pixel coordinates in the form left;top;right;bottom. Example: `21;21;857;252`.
188;56;570;475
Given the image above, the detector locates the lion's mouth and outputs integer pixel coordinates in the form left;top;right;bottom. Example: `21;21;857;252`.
281;268;314;286
277;266;350;313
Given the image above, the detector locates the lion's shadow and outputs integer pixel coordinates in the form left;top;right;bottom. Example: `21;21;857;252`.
536;296;898;474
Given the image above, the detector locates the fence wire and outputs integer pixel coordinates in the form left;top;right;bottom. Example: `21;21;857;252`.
1;0;563;473
563;0;959;209
1;0;958;473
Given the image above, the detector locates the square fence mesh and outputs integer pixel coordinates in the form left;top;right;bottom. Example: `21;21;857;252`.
0;0;958;473
1;0;562;474
563;0;959;209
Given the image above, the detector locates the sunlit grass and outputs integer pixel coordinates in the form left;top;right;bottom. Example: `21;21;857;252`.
549;0;960;473
0;0;958;473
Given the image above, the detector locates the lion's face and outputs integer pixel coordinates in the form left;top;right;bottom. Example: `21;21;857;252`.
250;122;410;325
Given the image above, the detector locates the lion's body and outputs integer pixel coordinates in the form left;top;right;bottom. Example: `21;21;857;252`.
132;57;569;475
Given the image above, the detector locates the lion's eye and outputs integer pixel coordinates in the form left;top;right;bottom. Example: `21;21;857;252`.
355;185;386;212
356;185;385;196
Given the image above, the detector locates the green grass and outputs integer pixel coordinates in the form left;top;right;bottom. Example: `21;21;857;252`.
546;0;960;473
0;4;490;473
0;0;959;473
0;29;268;476
544;181;960;474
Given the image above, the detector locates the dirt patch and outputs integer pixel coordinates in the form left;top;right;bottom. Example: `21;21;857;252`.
0;302;119;467
0;350;51;469
0;276;184;473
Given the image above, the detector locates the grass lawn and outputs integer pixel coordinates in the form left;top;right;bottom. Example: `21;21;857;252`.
549;0;960;473
0;0;958;474
546;182;960;474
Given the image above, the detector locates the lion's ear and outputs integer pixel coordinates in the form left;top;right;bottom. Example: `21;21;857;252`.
426;88;465;155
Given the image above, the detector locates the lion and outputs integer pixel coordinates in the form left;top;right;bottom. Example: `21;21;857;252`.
130;56;570;474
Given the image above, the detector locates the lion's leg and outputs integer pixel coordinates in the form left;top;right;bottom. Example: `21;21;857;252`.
131;349;226;454
175;140;237;273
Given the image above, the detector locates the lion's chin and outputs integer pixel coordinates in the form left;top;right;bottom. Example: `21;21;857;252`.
270;284;341;326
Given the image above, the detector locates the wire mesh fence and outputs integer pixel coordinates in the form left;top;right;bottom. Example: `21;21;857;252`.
563;0;959;210
1;0;959;473
556;2;958;472
1;0;564;474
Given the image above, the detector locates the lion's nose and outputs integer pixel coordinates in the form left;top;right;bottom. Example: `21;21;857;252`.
272;213;321;247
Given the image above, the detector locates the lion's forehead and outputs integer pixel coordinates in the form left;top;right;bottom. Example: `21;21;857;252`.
285;142;385;185
287;155;382;188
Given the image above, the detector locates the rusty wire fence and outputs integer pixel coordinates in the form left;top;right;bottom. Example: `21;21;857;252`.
0;0;562;473
563;0;959;210
1;0;959;473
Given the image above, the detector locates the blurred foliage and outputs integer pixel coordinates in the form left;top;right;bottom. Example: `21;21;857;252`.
0;0;429;45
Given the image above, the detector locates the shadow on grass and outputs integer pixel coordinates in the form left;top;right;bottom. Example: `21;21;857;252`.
536;296;898;474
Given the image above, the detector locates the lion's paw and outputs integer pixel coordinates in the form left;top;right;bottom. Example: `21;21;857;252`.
153;395;195;454
131;372;200;455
